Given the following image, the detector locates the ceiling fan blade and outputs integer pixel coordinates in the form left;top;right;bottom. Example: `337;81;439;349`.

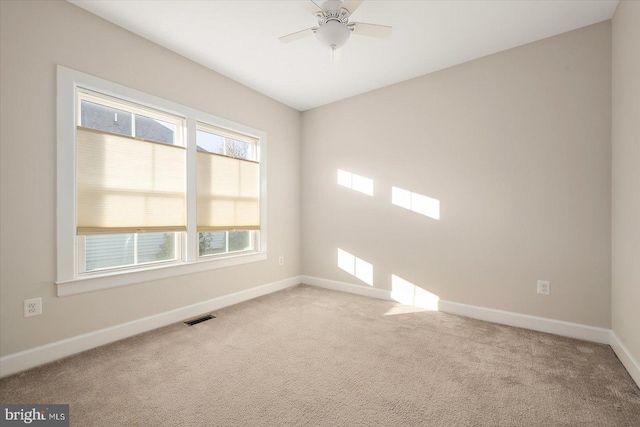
351;22;392;39
303;0;323;15
341;1;363;15
279;28;316;44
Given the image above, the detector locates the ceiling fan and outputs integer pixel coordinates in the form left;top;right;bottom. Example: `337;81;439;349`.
279;0;392;61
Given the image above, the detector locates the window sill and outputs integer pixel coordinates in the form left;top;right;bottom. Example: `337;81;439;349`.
56;252;267;297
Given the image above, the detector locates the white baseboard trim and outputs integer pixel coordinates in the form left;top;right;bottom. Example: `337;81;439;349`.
0;276;302;378
301;275;391;301
302;275;610;345
610;331;640;387
438;300;611;345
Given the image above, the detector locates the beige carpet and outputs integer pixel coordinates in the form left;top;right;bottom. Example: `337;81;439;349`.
1;284;639;426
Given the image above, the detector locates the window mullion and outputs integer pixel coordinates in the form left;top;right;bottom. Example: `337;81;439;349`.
134;234;139;265
186;117;198;262
177;232;184;262
77;236;87;274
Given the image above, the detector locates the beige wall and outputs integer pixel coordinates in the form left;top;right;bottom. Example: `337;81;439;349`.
0;0;301;356
302;22;612;328
0;0;623;362
612;1;640;364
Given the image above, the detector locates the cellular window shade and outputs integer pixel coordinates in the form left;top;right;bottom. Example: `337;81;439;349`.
76;126;186;234
197;151;260;231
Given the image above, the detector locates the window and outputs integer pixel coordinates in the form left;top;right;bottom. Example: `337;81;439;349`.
57;66;267;295
196;123;260;258
76;90;186;273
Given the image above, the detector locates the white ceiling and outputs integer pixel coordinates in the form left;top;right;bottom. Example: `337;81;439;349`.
68;0;618;111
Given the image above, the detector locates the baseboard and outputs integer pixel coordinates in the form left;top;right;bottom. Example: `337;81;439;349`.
0;276;302;378
438;300;611;345
610;331;640;387
301;275;391;300
302;275;610;345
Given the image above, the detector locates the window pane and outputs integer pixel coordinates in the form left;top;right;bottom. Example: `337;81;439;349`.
225;138;250;159
138;233;176;263
81;100;133;137
84;232;177;272
199;231;226;256
135;115;176;145
85;234;134;271
229;230;251;252
197;130;224;154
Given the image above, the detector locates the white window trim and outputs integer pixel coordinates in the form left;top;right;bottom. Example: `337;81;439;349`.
56;65;268;296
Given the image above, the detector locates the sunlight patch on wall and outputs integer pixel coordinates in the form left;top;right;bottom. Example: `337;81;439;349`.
390;274;439;310
391;187;440;220
337;169;374;196
337;248;373;286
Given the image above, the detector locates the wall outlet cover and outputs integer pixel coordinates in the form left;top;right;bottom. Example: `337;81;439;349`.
24;297;42;317
537;280;550;295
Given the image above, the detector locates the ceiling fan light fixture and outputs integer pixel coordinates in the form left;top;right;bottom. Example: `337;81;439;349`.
315;19;350;50
279;0;391;62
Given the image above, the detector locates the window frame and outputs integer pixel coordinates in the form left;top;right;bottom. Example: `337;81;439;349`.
56;65;267;297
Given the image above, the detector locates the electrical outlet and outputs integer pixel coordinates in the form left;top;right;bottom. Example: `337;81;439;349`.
278;256;284;266
24;297;42;317
537;280;550;295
